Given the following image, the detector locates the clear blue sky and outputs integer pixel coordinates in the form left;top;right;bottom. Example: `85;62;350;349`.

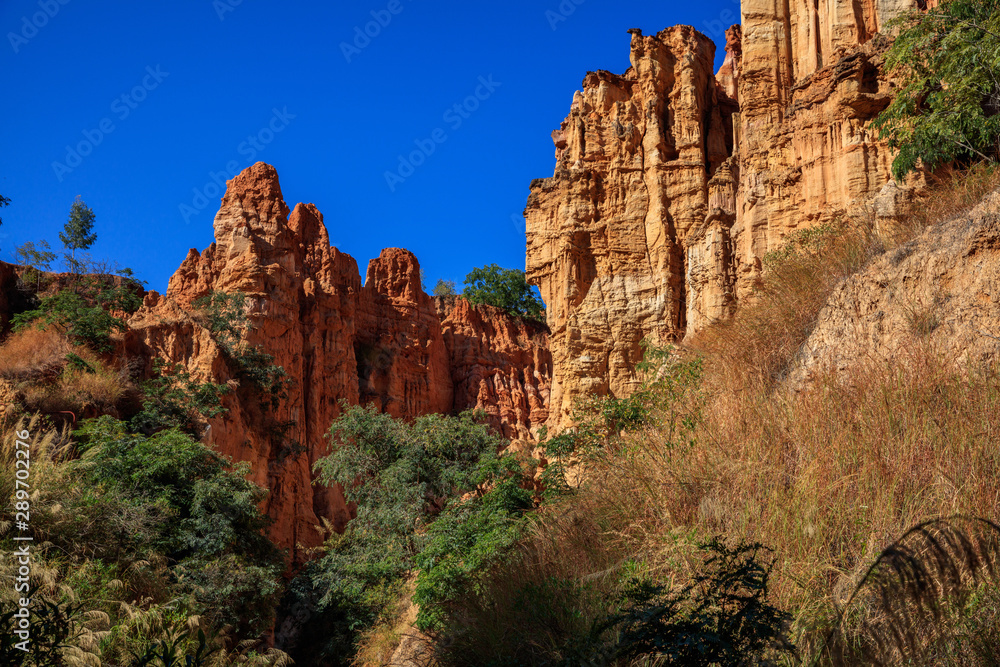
1;0;740;293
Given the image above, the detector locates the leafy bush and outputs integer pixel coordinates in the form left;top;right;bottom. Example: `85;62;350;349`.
462;264;545;321
194;291;290;408
306;406;532;661
130;360;229;436
72;417;284;636
0;416;289;664
12;274;144;352
0;596;84;667
541;341;704;461
596;539;794;665
874;0;1000;179
413;457;533;632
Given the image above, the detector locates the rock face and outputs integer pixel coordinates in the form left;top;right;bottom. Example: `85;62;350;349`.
735;0;922;301
526;2;927;426
525;26;737;425
437;296;550;440
788;189;1000;387
129;162;551;558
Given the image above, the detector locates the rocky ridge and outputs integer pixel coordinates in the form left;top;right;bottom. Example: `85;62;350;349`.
525;0;931;426
789;189;1000;387
129;162;551;556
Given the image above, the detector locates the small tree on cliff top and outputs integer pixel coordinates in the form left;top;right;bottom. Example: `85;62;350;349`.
0;194;10;228
60;196;97;272
874;0;1000;179
432;278;457;297
462;264;545;321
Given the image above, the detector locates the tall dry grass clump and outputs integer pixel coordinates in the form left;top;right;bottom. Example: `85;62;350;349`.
0;327;71;380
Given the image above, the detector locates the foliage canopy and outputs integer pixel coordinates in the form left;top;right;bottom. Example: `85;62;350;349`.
874;0;1000;179
301;405;532;660
462;264;545;321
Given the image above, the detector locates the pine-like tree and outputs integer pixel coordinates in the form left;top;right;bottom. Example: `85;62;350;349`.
60;196;97;272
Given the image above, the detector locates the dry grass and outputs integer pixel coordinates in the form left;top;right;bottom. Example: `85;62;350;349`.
19;355;129;417
509;341;1000;662
696;163;1000;394
438;166;1000;664
0;327;71;380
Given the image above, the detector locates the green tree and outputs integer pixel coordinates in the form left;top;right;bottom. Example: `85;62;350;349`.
462;264;545;321
130;359;230;436
873;0;1000;179
74;416;284;636
306;406;530;658
14;240;57;290
0;194;10;227
60;196;98;272
432;278;457;297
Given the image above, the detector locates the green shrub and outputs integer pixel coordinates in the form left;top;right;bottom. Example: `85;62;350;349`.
306;406;532;661
0;596;84;667
595;539;795;665
541;342;704;461
130;360;229;436
194;291;290;408
874;0;1000;179
71;417;284;636
462;264;545;321
414;457;533;632
12;274;144;353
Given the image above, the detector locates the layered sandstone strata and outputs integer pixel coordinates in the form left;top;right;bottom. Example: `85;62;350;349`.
129;162;550;558
526;1;927;426
735;0;926;300
525;26;737;425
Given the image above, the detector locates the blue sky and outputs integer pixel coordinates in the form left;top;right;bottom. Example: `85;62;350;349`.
1;0;741;293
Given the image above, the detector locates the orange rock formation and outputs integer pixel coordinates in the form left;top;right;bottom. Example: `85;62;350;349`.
129;162;550;558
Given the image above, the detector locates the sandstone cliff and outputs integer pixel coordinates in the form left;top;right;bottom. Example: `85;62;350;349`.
525;26;736;425
526;1;928;426
129;162;551;557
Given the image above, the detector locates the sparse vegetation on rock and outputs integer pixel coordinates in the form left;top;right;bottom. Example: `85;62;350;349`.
462;264;545;322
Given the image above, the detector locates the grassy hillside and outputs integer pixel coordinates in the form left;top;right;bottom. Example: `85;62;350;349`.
412;165;1000;666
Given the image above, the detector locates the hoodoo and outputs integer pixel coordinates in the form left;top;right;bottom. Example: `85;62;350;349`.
129;162;551;558
525;1;929;426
